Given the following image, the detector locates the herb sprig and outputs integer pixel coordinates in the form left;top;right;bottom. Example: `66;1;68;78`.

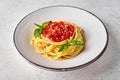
58;40;84;52
34;21;52;38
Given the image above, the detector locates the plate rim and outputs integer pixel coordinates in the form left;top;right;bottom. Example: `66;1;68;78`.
13;5;109;71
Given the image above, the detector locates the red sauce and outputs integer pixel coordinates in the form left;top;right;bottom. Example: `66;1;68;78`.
42;21;75;42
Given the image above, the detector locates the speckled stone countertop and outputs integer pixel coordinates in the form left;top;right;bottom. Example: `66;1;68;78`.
0;0;120;80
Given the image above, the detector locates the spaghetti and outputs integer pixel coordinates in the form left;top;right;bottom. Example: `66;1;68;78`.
30;21;85;60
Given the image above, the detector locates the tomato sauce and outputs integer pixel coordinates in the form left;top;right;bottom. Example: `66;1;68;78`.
42;21;75;42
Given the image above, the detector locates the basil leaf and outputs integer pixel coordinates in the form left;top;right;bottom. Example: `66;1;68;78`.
34;21;52;38
69;40;84;46
34;23;44;38
34;23;43;28
34;28;42;38
58;44;69;52
42;21;52;28
58;40;84;52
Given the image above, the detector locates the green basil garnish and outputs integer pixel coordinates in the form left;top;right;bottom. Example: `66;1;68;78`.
34;28;42;38
69;40;84;46
58;44;69;52
58;40;84;52
34;21;52;38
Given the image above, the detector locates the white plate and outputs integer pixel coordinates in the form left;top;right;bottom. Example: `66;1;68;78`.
13;5;108;71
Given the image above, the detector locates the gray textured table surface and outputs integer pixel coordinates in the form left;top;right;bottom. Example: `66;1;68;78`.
0;0;120;80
